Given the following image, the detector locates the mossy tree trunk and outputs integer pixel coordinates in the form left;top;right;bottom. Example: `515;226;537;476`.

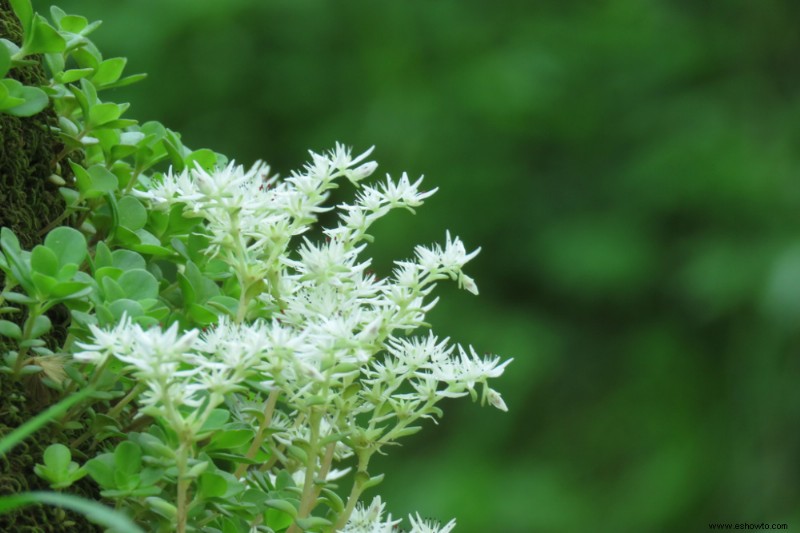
0;5;101;532
0;1;65;248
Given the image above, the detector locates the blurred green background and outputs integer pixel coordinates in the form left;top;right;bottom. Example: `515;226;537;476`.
34;0;800;530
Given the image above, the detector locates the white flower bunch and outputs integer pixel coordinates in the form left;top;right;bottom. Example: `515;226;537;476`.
75;144;511;531
341;497;456;533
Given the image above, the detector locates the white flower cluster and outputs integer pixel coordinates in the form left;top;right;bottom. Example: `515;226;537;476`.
342;497;456;533
75;144;511;528
75;316;262;433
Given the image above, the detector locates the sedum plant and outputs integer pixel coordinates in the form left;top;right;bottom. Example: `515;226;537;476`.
0;1;511;532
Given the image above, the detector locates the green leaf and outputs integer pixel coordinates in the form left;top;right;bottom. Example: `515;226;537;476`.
30;315;52;339
264;499;297;518
188;304;217;325
294;516;332;530
117;196;147;231
319;488;344;514
207;429;254;451
0;43;10;78
49;6;66;25
88;102;123;128
44;227;87;269
92;57;126;86
31;246;59;277
206;295;239;318
85;454;114;488
144;496;176;521
57;263;78;281
59;187;80;207
0;320;22;340
266;508;295;530
3;82;48;117
101;276;125;302
9;0;33;33
59;14;88;33
58;68;93;83
49;280;91;299
186;149;217;171
24;15;66;55
199;472;228;499
114;441;142;476
196;409;230;438
0;83;26;111
0;491;144;533
2;291;35;305
71;162;119;198
117;269;158;300
108;299;144;321
71;46;100;71
94;267;122;288
111;249;146;271
42;443;72;475
94;241;113;270
67;83;90;118
101;73;146;90
0;228;33;292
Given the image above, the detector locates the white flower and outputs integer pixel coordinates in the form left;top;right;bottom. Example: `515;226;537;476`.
340;496;401;533
486;387;509;412
427;345;512;400
378;173;437;211
408;514;456;533
74;314;135;365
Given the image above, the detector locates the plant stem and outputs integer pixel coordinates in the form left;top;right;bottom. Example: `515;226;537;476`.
175;440;190;533
317;443;336;485
235;388;280;479
288;408;323;533
106;383;143;419
12;306;41;377
333;452;373;532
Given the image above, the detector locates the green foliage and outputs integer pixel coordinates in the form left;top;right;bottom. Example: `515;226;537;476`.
37;1;798;531
34;443;87;489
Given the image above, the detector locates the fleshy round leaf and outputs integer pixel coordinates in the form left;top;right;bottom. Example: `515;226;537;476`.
4;85;48;117
117;269;158;300
24;15;66;55
71;163;118;198
110;249;146;271
42;443;72;475
199;472;228;499
44;227;87;269
117;196;147;231
0;320;22;340
92;57;126;86
30;315;51;339
114;441;142;476
88;102;122;128
59;14;88;33
30;246;59;277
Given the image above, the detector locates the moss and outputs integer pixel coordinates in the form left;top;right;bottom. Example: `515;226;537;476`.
0;1;67;250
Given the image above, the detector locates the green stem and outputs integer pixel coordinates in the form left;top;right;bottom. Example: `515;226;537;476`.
12;306;42;377
333;451;374;531
106;383;143;419
235;389;280;479
288;408;323;533
175;440;191;533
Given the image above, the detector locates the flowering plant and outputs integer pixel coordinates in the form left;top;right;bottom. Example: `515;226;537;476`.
0;2;511;532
